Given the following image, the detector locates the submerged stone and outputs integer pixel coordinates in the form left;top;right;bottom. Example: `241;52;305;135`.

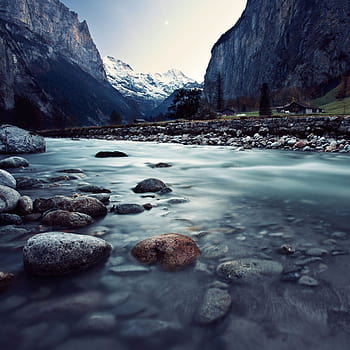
95;151;128;158
131;233;200;271
23;232;112;276
217;258;283;283
196;287;232;325
114;204;145;215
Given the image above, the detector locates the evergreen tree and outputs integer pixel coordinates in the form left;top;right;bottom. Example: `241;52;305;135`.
259;83;272;116
168;88;202;119
110;110;122;125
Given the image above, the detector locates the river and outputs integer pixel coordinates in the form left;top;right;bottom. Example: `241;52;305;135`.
1;138;350;350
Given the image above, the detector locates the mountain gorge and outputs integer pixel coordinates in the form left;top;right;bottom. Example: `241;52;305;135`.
104;56;201;116
204;0;350;111
0;0;137;128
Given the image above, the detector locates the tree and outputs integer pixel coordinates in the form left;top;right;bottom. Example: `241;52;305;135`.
109;110;122;125
168;88;202;119
259;83;272;116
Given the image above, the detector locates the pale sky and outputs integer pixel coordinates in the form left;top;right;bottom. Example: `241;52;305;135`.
61;0;247;81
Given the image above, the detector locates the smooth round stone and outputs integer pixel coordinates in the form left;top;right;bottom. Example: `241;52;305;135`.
202;244;229;259
114;204;145;215
217;258;283;283
23;232;113;276
0;156;29;168
42;210;94;228
306;248;328;256
76;313;117;333
0;169;16;188
16;195;33;215
133;178;167;193
0;185;21;213
131;233;200;271
196;288;232;325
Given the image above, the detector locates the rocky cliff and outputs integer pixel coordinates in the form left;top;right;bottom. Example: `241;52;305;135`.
0;0;137;128
204;0;350;110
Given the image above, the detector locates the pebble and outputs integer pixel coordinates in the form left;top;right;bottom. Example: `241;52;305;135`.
95;151;128;158
112;203;145;215
16;195;33;215
133;178;167;193
201;244;229;259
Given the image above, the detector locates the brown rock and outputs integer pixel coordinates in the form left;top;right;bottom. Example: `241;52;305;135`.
42;210;94;228
294;140;308;148
131;233;200;271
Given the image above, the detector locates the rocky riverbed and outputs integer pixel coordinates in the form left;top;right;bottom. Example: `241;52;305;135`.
41;115;350;152
1;137;350;350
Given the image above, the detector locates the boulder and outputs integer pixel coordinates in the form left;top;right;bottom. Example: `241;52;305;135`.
217;258;283;283
114;204;145;215
33;196;107;218
0;124;45;154
131;233;200;271
0;156;29;169
196;288;232;325
95;151;128;158
23;232;113;276
133;178;168;193
0;185;21;213
42;210;94;228
17;196;33;215
0;169;16;188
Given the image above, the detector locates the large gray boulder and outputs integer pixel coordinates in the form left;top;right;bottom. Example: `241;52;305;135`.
0;125;45;154
23;232;113;276
0;169;16;188
0;185;21;213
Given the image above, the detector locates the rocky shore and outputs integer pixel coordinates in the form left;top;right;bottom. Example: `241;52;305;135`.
40;115;350;152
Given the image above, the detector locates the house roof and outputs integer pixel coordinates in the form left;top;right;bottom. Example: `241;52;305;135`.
283;101;319;109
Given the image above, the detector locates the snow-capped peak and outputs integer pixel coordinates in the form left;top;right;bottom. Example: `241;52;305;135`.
103;56;199;104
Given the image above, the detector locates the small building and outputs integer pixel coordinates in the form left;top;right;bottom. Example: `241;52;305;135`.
132;118;147;124
276;102;324;114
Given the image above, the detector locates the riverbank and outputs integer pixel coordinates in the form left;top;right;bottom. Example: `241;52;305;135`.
40;115;350;152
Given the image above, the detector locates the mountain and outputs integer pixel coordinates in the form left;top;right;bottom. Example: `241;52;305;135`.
0;0;137;129
103;56;201;116
204;0;350;111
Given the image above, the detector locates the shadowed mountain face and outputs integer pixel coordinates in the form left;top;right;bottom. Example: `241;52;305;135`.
0;0;137;128
204;0;350;109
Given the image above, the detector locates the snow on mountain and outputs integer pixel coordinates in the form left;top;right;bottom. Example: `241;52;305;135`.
103;56;200;115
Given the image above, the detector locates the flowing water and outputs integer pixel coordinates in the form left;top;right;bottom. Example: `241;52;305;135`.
1;138;350;350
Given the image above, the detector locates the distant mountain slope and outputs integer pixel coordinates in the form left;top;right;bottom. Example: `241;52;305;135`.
0;0;137;128
204;0;350;110
103;56;201;115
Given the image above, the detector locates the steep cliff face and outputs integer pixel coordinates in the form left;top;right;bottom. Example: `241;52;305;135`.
204;0;350;109
0;0;136;128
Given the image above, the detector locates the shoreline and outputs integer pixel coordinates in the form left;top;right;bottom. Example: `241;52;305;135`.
39;115;350;152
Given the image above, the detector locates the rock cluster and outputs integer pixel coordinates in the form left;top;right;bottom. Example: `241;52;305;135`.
41;116;350;153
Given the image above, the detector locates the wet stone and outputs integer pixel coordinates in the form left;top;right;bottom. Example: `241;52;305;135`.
202;244;229;259
77;185;111;194
113;203;145;215
331;249;349;256
23;232;112;276
149;162;172;168
298;275;319;287
0;156;29;169
306;248;328;256
0;213;22;225
196;287;232;325
16;195;33;215
217;258;283;283
133;178;167;193
0;169;16;188
277;244;295;255
95;151;128;158
42;210;94;228
0;271;14;291
76;313;117;333
109;265;151;275
15;177;46;189
0;185;21;213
